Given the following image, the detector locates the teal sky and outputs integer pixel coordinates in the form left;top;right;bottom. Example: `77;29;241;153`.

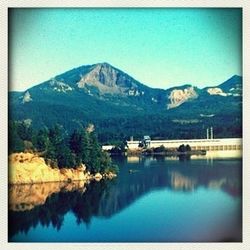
9;8;242;91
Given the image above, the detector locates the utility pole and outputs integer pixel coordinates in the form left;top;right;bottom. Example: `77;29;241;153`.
210;127;213;139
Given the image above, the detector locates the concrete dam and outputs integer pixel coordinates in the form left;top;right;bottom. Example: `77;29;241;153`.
126;138;242;151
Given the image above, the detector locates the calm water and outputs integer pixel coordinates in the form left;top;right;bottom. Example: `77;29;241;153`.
9;153;242;242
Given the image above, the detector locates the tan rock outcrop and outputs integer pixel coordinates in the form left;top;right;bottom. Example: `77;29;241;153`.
207;87;227;96
167;86;198;109
9;153;89;185
94;172;103;181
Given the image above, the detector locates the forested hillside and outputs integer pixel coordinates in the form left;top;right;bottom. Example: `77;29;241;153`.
9;63;242;144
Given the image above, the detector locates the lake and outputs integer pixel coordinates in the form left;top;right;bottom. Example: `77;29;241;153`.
9;152;242;242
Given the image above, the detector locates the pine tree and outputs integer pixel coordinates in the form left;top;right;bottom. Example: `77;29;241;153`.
69;130;82;165
49;124;64;148
81;129;91;167
9;129;25;153
33;128;50;152
44;124;65;167
88;132;101;173
9;121;25;153
16;121;33;141
56;142;75;168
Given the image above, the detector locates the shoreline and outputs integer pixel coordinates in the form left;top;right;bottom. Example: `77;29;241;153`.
141;150;206;156
125;149;206;156
9;152;116;185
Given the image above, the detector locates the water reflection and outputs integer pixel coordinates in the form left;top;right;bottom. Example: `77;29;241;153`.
120;155;241;196
9;180;116;238
9;181;87;211
9;155;242;241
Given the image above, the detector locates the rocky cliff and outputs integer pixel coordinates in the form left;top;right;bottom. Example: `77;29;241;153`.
167;86;198;109
9;152;116;185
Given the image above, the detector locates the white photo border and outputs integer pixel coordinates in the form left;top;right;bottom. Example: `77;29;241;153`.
1;1;249;250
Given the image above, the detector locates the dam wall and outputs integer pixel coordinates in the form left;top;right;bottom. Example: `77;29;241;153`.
127;138;242;151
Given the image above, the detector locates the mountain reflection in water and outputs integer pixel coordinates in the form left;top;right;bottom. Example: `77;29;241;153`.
9;155;242;242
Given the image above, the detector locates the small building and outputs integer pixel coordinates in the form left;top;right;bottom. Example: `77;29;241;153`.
141;136;151;148
102;145;115;151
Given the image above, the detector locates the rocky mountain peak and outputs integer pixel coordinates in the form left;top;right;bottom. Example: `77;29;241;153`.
86;62;119;87
76;63;141;95
16;62;241;113
218;75;242;92
205;75;242;97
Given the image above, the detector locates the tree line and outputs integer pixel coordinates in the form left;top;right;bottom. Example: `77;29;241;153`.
9;120;118;174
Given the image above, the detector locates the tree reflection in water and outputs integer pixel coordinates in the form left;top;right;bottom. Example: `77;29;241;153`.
9;156;242;240
9;180;116;238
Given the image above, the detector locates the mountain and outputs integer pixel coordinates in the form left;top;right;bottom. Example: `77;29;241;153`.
203;75;242;97
9;63;242;142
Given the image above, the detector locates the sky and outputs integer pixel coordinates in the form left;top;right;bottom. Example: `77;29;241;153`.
9;8;242;91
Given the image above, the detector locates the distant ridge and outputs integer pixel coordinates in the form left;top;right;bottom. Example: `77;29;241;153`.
9;63;242;142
